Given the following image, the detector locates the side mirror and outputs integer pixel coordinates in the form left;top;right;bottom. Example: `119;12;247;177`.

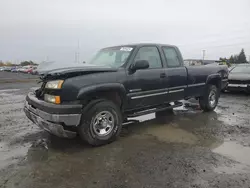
131;60;149;71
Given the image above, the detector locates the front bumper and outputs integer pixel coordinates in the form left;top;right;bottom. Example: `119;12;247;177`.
24;92;82;138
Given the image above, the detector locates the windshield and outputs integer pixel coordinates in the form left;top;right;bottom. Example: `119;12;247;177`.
231;65;250;74
89;46;134;68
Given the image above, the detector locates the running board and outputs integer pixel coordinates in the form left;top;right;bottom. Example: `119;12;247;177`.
122;119;139;125
127;102;183;118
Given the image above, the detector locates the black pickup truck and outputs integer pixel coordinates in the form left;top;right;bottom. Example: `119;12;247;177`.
24;43;228;146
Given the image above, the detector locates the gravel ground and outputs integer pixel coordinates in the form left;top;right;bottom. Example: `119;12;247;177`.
1;72;250;188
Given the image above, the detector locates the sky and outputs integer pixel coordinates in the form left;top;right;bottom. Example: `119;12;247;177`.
0;0;250;64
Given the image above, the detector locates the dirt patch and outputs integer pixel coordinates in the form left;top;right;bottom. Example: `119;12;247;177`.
0;79;38;84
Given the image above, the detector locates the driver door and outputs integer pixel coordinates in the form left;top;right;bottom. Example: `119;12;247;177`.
125;46;167;110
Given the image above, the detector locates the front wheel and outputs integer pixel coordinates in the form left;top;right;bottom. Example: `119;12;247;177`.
78;100;122;146
199;84;219;112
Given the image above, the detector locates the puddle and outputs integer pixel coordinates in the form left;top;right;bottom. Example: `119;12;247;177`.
0;89;42;170
0;142;30;170
0;89;20;92
29;87;40;92
127;108;219;146
0;93;25;105
144;123;199;144
213;141;250;165
216;107;247;127
214;164;250;174
174;105;188;112
27;148;48;162
213;140;250;174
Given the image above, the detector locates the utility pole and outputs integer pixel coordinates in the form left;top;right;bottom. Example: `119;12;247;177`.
74;52;77;63
74;40;80;63
202;50;206;60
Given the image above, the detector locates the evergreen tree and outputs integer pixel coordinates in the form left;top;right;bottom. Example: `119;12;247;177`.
229;55;234;64
233;55;239;64
237;49;247;63
20;61;37;66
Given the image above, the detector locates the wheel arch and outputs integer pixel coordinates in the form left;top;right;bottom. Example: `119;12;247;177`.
77;83;127;110
206;74;222;90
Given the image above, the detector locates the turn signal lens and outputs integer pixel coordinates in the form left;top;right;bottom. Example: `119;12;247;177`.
44;94;61;104
55;96;61;104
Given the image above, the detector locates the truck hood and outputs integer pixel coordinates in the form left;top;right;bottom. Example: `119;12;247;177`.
39;64;118;81
229;73;250;81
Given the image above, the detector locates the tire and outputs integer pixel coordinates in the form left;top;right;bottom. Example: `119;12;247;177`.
199;84;219;112
78;100;122;146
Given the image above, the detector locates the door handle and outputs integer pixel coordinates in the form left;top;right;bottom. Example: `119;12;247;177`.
160;73;166;78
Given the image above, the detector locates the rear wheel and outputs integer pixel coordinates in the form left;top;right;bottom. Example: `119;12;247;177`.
78;100;122;146
199;84;219;112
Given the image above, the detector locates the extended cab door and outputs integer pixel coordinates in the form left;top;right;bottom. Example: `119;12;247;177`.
125;46;168;110
161;46;188;102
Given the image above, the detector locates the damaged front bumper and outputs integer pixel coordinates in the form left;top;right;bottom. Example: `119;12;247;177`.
24;92;82;138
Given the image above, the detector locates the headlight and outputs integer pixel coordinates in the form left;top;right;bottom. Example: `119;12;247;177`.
44;94;61;104
45;80;64;89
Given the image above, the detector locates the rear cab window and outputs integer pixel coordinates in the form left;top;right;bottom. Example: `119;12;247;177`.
162;47;182;68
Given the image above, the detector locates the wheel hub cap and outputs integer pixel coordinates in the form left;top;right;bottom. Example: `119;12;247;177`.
209;91;216;107
92;111;115;137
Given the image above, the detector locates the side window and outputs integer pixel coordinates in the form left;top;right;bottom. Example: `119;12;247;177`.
134;46;162;68
163;47;181;68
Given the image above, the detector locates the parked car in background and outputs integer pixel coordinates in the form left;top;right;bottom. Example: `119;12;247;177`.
225;64;250;93
18;67;26;72
11;66;21;72
20;66;33;73
23;67;33;74
11;67;17;72
229;66;236;72
0;67;6;71
4;67;13;72
31;66;38;75
16;67;24;72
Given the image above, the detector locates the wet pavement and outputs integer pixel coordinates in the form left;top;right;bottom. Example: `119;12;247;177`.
1;73;250;188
